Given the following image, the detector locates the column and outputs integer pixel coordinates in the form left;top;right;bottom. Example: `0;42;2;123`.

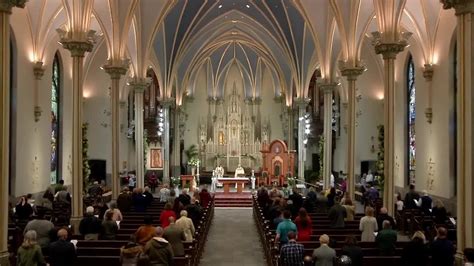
320;83;337;189
441;0;474;261
287;107;294;150
33;61;44;122
129;79;148;189
422;64;434;123
340;65;365;200
58;39;94;233
294;98;310;180
372;33;409;216
172;105;181;177
0;1;26;264
103;62;127;199
161;98;175;180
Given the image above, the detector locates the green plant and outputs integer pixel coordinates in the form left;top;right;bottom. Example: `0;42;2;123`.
184;144;199;160
318;136;324;178
82;123;91;193
143;131;149;173
376;125;384;192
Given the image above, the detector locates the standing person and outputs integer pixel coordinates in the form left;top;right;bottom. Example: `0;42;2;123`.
395;193;404;212
275;210;297;246
289;189;303;217
312;234;336;266
401;231;429;266
404;184;420;209
175;210;195;242
117;187;132;212
376;207;396;230
132;188;147;212
143;186;154;206
149;172;158;193
342;198;355;221
326;187;336;208
178;190;191;207
120;235;143;266
375;220;398;255
144;227;174;266
430;227;455;266
159;185;170;203
101;211;118;240
294;208;312;242
159;203;177;229
359;207;378;242
15;196;34;224
432;200;448;225
328;197;347;228
199;187;212;208
341;236;363;266
48;229;76;266
163;217;186;256
79;206;102;240
366;171;374;186
24;210;54;254
417;190;433;214
17;230;46;266
128;173;136;191
104;201;123;222
280;231;304;266
135;215;157;246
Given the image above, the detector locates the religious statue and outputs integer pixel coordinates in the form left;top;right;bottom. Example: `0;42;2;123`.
250;169;256;190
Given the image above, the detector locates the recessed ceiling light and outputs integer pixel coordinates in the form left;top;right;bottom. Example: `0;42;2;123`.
246;4;250;8
231;20;237;23
218;4;222;8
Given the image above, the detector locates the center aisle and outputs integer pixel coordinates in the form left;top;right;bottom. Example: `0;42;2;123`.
200;208;266;266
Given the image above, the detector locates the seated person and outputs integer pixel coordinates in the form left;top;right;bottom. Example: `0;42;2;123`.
79;206;101;240
163;217;186;256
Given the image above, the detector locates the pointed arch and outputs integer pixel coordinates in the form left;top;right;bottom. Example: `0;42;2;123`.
50;52;62;184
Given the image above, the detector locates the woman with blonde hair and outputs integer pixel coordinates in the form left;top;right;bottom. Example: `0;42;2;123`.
359;206;378;242
342;198;356;221
17;230;45;266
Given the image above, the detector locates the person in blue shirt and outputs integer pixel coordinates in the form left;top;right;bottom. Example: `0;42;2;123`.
275;210;297;245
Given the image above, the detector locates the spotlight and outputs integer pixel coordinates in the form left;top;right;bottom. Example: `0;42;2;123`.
305;129;310;134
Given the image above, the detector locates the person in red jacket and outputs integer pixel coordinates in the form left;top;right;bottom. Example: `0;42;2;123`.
199;187;212;208
294;208;312;241
159;203;176;228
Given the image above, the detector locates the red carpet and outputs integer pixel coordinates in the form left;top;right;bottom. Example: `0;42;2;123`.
213;192;253;207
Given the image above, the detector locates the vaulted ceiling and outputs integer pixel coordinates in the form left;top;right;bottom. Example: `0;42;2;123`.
17;0;450;104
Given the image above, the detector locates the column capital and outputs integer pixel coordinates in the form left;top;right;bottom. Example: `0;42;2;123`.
441;0;474;14
59;39;94;57
293;97;311;110
371;31;412;59
339;61;366;81
0;0;27;14
128;78;150;93
253;97;262;105
33;61;45;80
103;59;129;79
423;64;434;81
161;97;176;108
319;83;338;95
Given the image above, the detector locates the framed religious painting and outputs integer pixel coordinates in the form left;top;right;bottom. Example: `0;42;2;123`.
150;148;163;169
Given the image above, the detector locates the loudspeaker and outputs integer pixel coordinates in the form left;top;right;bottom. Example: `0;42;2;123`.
89;160;106;182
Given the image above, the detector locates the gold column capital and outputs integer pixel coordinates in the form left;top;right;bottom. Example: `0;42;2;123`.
33;61;45;80
441;0;474;14
103;59;129;80
59;39;94;58
161;97;176;109
371;31;411;59
339;61;366;81
319;83;338;95
423;64;435;81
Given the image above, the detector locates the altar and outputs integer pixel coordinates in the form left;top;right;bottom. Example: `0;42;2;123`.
218;177;249;194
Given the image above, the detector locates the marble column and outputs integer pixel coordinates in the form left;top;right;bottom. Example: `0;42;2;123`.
0;1;26;264
422;64;434;123
161;98;175;181
172;105;181;178
320;83;337;189
372;32;409;216
103;62;127;199
294;98;310;180
59;38;94;233
441;0;474;261
33;61;45;122
130;79;148;189
340;65;365;200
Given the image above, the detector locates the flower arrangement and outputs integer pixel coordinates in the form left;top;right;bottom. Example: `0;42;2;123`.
143;131;149;172
318;136;325;179
188;157;200;167
82;123;91;193
171;176;180;188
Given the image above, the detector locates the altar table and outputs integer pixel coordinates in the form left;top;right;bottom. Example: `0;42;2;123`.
217;177;248;194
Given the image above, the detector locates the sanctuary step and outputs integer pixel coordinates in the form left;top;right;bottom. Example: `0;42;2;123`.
214;192;253;208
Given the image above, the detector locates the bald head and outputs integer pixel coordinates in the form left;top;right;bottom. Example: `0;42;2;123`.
57;229;68;240
155;226;164;237
380;207;388;214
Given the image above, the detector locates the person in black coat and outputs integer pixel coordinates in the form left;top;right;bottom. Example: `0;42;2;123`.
401;231;429;266
178;190;191;207
132;188;147;212
341;236;363;266
15;196;33;222
376;207;396;230
404;184;420;209
288;189;303;217
186;200;202;226
79;206;102;240
143;186;154;206
48;229;76;266
430;227;455;266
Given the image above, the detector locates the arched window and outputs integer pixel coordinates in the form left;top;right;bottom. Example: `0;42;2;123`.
407;55;416;185
50;53;61;184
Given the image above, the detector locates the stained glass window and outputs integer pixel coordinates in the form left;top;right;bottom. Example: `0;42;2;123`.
50;53;61;184
407;55;416;184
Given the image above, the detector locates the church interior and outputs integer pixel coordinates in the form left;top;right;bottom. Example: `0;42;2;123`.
1;0;473;265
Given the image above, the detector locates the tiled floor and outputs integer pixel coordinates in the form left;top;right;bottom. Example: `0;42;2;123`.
200;208;266;266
